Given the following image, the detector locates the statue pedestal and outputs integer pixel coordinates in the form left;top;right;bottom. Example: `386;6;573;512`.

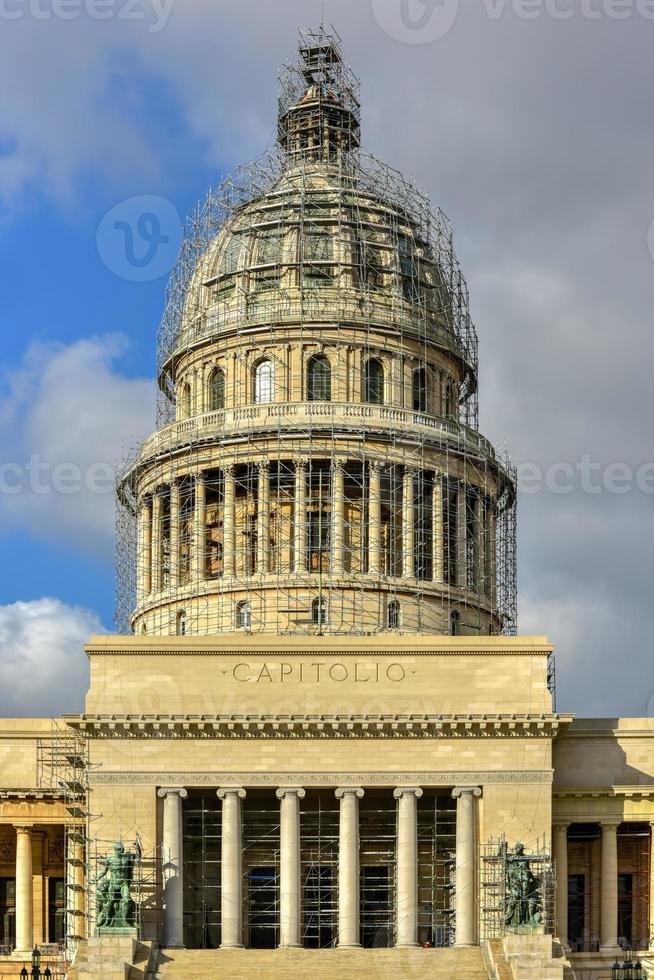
74;934;141;980
503;933;569;980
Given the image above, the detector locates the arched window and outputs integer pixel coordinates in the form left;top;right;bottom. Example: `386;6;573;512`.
311;597;328;627
412;367;427;413
176;611;187;636
140;622;147;635
237;600;251;630
364;358;384;405
254;360;275;405
450;610;460;636
208;368;225;412
178;382;191;420
307;355;331;402
444;380;455;419
388;600;401;630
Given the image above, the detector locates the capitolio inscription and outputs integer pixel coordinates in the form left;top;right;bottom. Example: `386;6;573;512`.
230;661;410;684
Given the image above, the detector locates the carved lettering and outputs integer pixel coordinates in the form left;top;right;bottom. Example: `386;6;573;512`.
230;660;411;684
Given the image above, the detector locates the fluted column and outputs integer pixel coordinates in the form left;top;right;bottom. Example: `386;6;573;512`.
14;825;33;954
257;462;270;575
223;466;236;578
402;468;415;579
217;788;246;949
553;823;570;946
158;787;188;947
600;821;620;951
276;787;305;948
453;786;482;946
336;787;364;947
294;461;307;574
368;462;382;575
432;474;443;583
151;492;163;592
332;462;345;575
170;479;181;587
456;481;467;589
394;787;423;947
193;472;206;580
488;505;497;604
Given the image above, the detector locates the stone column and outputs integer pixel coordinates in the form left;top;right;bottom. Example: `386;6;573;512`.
151;492;163;592
276;787;305;948
488;505;497;605
293;461;307;574
402;468;415;579
257;462;270;575
14;825;33;955
472;494;482;592
394;787;423;947
599;821;620;952
452;786;482;946
553;823;570;947
456;482;468;589
223;466;236;578
193;472;206;580
649;822;654;949
335;787;364;948
217;788;246;949
432;474;444;583
158;787;188;948
139;498;153;597
332;462;345;575
169;479;181;588
368;462;382;575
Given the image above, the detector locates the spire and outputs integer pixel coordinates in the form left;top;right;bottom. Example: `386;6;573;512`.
277;25;361;163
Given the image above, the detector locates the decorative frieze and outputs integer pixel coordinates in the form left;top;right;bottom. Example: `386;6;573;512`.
89;769;553;786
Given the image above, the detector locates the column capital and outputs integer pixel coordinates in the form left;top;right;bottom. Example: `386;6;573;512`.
452;786;482;799
393;786;423;800
195;470;206;484
258;460;270;474
368;460;383;474
335;787;364;800
157;787;188;800
276;787;306;800
553;821;571;831
295;458;309;472
600;820;620;831
217;788;247;800
223;463;236;478
13;824;34;832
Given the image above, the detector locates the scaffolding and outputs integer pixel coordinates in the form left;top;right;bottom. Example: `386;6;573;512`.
114;24;518;640
479;835;555;942
39;721;90;957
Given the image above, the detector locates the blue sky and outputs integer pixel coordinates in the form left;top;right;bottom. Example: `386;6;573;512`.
1;0;654;717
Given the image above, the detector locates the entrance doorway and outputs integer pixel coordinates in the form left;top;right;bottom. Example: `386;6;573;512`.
182;791;221;949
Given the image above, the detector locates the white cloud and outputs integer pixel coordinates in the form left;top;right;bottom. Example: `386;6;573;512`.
0;335;153;556
0;598;100;715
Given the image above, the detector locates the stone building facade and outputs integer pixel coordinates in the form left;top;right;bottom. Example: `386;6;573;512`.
0;25;652;980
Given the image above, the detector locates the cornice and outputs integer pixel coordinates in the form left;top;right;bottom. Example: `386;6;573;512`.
83;634;554;658
89;769;553;786
67;712;572;739
0;789;65;800
554;785;654;799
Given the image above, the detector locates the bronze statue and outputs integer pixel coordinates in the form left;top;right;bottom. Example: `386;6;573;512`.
95;836;142;931
503;842;544;931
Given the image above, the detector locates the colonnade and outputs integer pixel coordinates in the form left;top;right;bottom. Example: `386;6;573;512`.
157;785;481;950
553;820;654;952
137;461;496;601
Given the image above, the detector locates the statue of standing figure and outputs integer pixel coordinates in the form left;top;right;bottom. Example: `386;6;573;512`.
503;842;544;931
95;836;142;931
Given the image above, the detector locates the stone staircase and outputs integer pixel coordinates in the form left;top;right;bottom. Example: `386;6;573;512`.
155;946;492;980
